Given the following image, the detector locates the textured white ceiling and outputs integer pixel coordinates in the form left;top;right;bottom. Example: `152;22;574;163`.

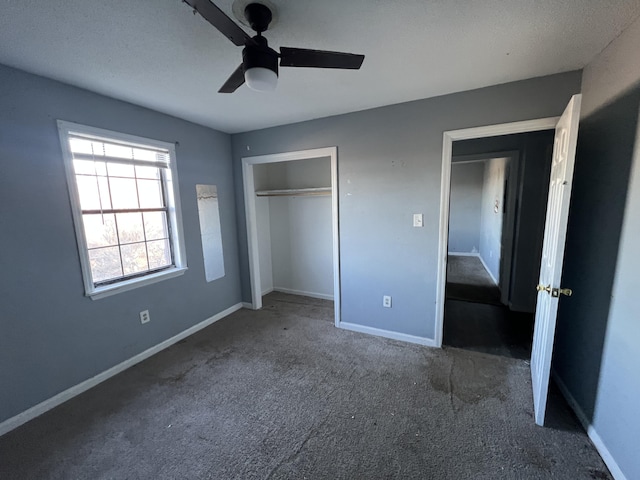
1;0;639;133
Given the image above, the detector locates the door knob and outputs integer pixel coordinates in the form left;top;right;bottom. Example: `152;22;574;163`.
536;284;572;297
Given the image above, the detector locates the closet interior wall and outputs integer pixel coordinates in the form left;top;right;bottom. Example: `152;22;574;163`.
254;157;334;300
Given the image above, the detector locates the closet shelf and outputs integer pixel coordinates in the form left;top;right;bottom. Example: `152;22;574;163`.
255;187;331;197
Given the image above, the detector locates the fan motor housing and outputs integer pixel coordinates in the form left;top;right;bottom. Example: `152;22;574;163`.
244;3;272;33
242;37;278;77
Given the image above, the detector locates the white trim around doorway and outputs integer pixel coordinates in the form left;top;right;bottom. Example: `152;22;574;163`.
242;147;341;325
434;117;559;347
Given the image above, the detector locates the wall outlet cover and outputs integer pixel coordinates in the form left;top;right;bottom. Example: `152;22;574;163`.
383;295;392;308
140;310;150;324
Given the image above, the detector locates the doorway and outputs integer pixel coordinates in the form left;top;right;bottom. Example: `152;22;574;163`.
443;151;537;358
442;129;559;359
242;147;341;325
435;118;559;351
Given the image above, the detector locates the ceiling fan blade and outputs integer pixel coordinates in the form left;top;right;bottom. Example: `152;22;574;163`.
279;47;364;69
183;0;252;47
219;64;245;93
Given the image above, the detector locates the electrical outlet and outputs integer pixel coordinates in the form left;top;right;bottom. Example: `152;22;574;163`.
383;295;392;308
140;310;150;324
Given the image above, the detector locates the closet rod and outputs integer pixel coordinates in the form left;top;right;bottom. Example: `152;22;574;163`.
255;187;331;197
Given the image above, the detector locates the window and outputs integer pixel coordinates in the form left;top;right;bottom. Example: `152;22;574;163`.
58;121;187;299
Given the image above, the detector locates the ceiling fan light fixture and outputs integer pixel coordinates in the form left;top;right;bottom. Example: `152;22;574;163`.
183;0;364;94
244;66;278;92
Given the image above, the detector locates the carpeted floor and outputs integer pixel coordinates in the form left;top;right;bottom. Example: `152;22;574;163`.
444;300;534;360
0;293;610;479
444;255;534;360
446;255;502;305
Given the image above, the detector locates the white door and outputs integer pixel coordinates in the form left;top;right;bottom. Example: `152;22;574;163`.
531;94;582;426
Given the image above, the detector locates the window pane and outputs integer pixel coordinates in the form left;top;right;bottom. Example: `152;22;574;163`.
97;176;112;209
121;243;149;275
109;177;138;209
132;148;158;162
107;162;135;178
69;138;94;155
73;160;98;175
143;211;168;241
135;165;160;180
89;246;123;283
138;179;164;208
72;157;107;177
104;143;133;159
76;175;101;210
116;213;144;244
94;162;107;176
83;214;117;248
147;239;172;270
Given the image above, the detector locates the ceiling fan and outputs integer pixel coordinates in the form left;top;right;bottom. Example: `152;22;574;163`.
183;0;365;93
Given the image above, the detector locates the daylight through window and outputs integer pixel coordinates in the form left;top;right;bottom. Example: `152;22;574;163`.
58;122;186;298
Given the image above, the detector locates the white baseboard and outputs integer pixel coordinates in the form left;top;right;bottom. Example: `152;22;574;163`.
477;253;499;285
552;371;627;480
0;302;243;438
261;287;274;296
338;321;437;347
241;302;255;309
273;287;334;301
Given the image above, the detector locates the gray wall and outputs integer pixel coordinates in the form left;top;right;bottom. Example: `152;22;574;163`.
232;72;582;340
554;15;640;479
448;162;484;253
479;157;507;282
0;64;241;424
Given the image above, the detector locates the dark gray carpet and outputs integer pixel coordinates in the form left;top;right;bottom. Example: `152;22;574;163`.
446;255;502;305
0;293;610;479
444;300;534;360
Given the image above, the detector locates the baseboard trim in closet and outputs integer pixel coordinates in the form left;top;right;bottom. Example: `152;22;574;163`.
273;287;334;301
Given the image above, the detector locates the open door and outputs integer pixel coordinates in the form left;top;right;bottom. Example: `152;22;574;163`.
531;94;582;426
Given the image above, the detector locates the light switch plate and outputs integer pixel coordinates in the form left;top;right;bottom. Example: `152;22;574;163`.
413;213;424;227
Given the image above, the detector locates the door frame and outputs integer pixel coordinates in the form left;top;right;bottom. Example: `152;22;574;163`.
434;118;559;347
242;146;341;325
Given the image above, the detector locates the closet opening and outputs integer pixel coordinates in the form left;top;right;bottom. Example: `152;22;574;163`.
242;147;340;325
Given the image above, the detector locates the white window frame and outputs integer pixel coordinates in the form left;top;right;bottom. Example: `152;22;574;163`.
57;120;188;300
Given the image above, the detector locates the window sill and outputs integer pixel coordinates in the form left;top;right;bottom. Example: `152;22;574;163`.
87;267;188;300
